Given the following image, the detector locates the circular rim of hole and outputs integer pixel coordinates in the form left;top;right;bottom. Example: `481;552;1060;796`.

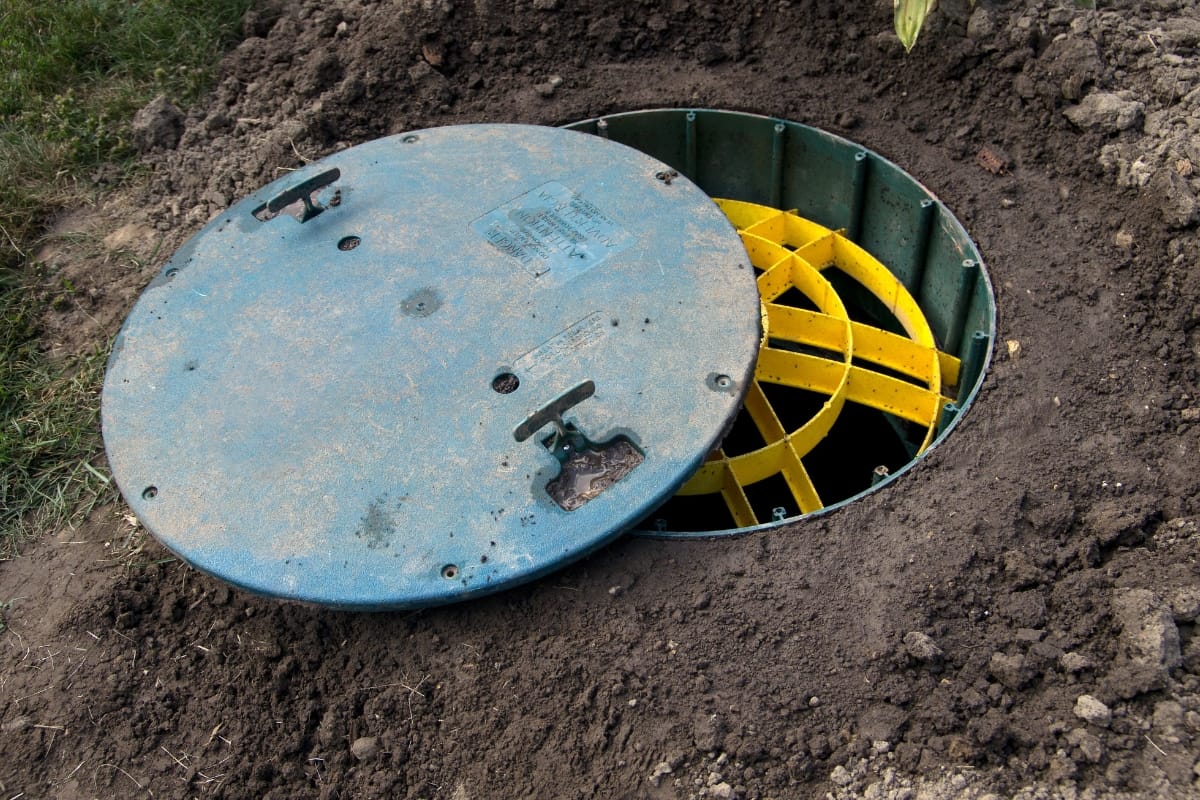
491;372;520;394
560;108;997;538
337;235;361;251
440;564;459;579
402;134;420;144
142;486;158;500
164;268;179;278
714;374;732;389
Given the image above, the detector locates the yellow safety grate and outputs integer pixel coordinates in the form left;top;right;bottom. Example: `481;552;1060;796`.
674;199;962;527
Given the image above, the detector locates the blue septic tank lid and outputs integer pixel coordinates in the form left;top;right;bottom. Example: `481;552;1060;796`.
101;124;760;609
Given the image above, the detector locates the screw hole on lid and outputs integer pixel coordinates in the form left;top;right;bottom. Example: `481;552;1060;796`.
441;564;458;579
402;134;420;143
143;486;158;500
492;372;519;394
337;235;361;251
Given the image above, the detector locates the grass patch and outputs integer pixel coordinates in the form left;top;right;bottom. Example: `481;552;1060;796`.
1;0;253;268
0;285;116;557
0;0;252;555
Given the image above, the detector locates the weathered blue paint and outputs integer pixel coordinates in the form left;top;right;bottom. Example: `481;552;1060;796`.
102;124;760;609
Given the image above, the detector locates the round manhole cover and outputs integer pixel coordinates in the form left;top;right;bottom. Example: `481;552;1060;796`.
102;124;761;608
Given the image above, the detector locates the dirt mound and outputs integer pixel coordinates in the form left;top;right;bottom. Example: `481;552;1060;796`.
4;0;1200;798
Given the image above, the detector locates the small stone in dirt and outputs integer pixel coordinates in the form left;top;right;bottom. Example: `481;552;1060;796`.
1047;753;1078;782
903;631;944;663
1111;588;1182;672
131;95;185;153
1168;587;1200;622
1066;728;1104;763
1147;166;1199;229
1102;663;1169;701
1026;641;1063;672
807;734;831;759
1074;694;1111;726
709;781;735;799
835;111;860;130
807;696;821;707
966;6;995;39
695;42;727;66
947;734;980;761
532;0;559;9
1063;92;1144;133
829;765;853;786
647;762;672;786
1152;700;1184;734
693;713;725;751
1039;36;1102;101
350;736;379;761
1113;230;1134;248
988;652;1035;690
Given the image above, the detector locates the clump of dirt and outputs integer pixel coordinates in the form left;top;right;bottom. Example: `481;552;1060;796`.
4;0;1200;798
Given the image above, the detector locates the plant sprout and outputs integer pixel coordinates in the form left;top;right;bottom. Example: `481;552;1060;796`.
895;0;938;52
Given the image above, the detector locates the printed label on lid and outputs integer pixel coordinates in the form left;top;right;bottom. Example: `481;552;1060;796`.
473;181;631;282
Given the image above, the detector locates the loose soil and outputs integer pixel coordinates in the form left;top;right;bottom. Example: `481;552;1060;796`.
4;1;1200;798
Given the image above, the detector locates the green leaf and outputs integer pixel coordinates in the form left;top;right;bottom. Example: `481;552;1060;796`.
894;0;938;53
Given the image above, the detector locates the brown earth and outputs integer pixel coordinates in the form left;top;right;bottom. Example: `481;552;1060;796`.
4;0;1200;798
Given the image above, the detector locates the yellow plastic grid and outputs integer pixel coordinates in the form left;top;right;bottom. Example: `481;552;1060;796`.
675;200;961;526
